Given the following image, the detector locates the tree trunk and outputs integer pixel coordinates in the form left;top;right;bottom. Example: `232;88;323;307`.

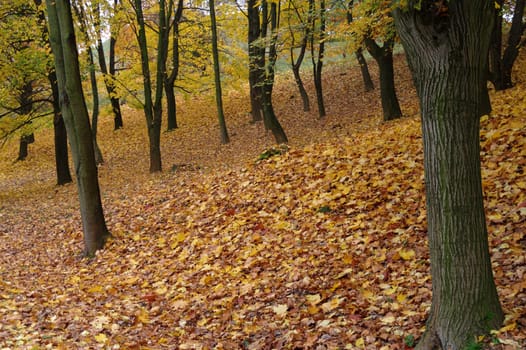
261;1;288;143
17;134;34;161
248;0;264;122
310;0;326;118
94;0;123;130
165;0;183;131
209;0;230;144
50;71;72;185
365;38;402;121
46;0;109;256
394;2;503;349
347;1;374;92
499;0;526;89
133;0;164;172
355;48;374;92
288;0;310;112
88;48;104;165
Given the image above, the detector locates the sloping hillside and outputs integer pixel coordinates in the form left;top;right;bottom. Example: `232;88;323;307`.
0;54;524;349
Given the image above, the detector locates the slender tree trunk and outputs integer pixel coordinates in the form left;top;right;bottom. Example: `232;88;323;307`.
94;1;123;130
17;134;34;161
88;48;104;165
365;38;402;121
288;0;310;111
499;0;525;89
355;48;374;92
347;0;373;92
133;0;163;172
165;0;183;131
46;0;109;256
248;0;264;122
50;71;72;185
209;0;229;144
309;0;326;118
261;1;288;143
394;2;503;349
33;0;71;185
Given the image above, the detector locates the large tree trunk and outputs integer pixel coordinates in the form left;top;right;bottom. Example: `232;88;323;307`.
46;0;109;256
365;38;402;121
394;2;503;349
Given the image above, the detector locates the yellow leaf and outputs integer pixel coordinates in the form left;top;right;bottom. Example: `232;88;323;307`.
321;296;343;312
137;308;150;324
336;268;353;279
271;304;288;317
355;337;365;347
381;315;396;324
399;248;415;261
94;333;108;343
396;293;407;303
306;294;321;305
87;285;104;293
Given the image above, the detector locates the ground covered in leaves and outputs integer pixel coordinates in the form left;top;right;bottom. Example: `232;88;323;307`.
0;55;525;349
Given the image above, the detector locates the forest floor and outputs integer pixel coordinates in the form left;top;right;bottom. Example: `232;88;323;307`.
0;53;525;349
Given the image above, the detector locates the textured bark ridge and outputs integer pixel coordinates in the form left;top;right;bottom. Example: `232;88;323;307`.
394;2;504;349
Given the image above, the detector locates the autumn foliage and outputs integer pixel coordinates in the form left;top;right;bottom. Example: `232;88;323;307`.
0;54;525;348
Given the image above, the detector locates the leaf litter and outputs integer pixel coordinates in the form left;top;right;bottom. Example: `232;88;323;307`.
0;54;525;349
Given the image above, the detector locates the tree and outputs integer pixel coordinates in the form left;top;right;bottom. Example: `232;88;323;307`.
164;0;184;131
130;0;170;172
72;0;104;165
209;0;230;144
309;0;327;118
489;0;526;90
346;0;374;92
286;0;311;112
46;0;110;256
94;0;124;130
350;0;402;121
393;1;504;349
248;0;288;144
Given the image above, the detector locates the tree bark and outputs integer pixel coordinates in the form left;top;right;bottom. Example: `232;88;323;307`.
365;38;402;121
309;0;326;118
17;134;34;161
209;0;230;144
394;2;503;349
355;48;374;92
347;1;373;92
95;1;123;130
46;0;109;256
288;0;310;112
165;0;183;131
248;0;264;122
261;1;288;144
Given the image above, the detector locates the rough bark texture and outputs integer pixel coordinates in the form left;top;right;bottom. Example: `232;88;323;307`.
394;1;503;349
365;38;402;121
46;0;109;256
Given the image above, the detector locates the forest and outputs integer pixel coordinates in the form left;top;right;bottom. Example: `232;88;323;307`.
0;0;525;349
